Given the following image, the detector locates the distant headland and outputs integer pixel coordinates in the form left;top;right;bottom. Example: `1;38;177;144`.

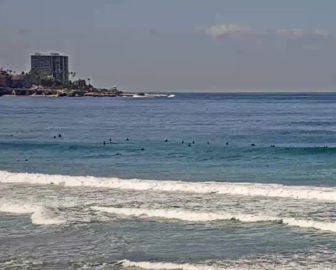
0;52;144;97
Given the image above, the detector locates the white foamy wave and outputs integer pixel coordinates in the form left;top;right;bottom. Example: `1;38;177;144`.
0;202;39;214
2;170;336;202
283;218;336;233
117;259;228;270
93;207;336;232
117;258;336;270
91;206;277;223
0;202;66;225
30;207;66;225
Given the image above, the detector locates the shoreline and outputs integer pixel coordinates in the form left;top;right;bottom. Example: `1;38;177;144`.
0;88;173;98
0;88;130;98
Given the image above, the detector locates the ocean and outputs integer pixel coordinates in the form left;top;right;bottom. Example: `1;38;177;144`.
1;93;336;269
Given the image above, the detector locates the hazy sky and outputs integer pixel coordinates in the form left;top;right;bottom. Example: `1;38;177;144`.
1;0;336;91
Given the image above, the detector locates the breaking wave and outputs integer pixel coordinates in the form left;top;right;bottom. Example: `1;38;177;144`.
91;206;278;223
282;218;336;233
30;207;66;225
117;260;225;270
2;170;336;202
0;201;39;214
117;258;336;270
1;199;336;232
92;206;336;232
0;202;66;225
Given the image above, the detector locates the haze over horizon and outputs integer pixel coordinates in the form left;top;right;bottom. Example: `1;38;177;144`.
1;0;336;92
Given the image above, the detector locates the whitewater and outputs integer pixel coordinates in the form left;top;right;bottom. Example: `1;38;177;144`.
116;259;336;270
1;193;336;232
1;170;336;202
92;206;336;232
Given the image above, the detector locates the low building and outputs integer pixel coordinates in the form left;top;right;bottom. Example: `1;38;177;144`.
0;70;11;87
10;74;24;88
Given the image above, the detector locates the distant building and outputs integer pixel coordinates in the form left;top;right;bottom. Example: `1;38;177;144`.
31;53;69;82
0;70;26;88
0;70;11;87
0;70;25;88
10;74;24;88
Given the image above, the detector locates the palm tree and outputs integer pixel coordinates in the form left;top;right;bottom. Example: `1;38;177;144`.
69;71;76;79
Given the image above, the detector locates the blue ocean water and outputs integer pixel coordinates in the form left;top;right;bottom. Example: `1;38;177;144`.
1;93;336;269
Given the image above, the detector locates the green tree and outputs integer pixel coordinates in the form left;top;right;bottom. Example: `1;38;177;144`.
24;69;54;86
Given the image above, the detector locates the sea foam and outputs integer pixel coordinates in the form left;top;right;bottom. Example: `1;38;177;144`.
0;202;66;225
0;202;39;214
91;206;277;223
93;206;336;232
117;259;227;270
2;170;336;202
30;207;66;225
117;259;336;270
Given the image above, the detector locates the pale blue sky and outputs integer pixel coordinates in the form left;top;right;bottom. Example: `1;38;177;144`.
1;0;336;91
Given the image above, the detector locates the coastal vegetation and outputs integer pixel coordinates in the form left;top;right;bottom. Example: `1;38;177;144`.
0;68;124;97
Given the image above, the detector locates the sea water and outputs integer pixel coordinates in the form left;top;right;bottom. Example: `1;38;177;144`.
1;93;336;269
